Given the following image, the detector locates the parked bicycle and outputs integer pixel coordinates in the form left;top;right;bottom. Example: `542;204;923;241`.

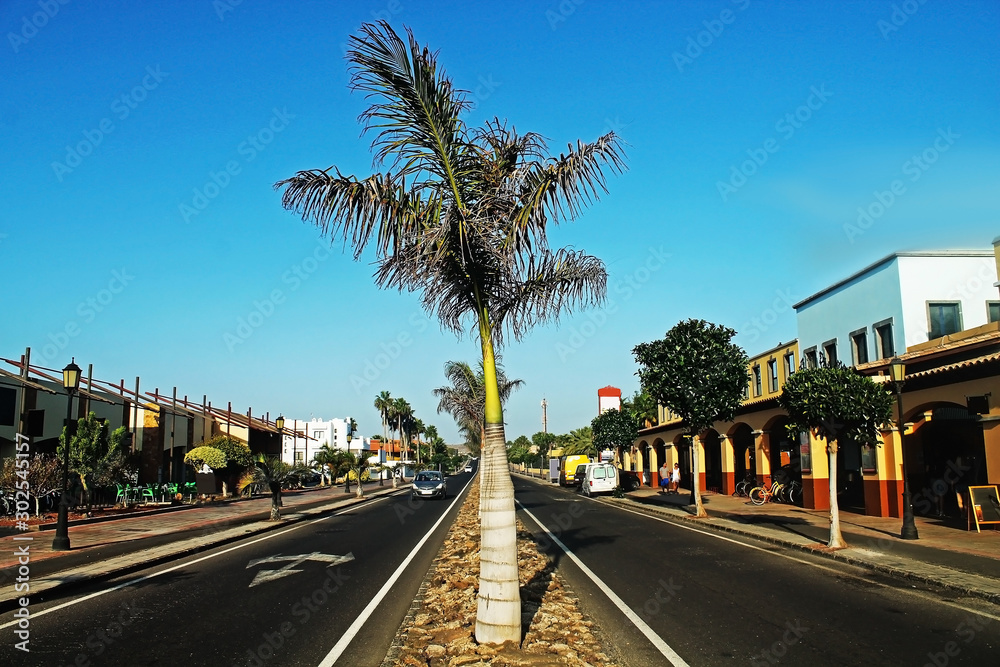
734;474;758;498
749;480;785;505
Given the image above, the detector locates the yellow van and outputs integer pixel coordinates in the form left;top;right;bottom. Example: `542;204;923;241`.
558;455;591;486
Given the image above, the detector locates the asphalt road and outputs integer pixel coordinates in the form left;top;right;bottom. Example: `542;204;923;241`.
1;472;474;667
514;476;1000;667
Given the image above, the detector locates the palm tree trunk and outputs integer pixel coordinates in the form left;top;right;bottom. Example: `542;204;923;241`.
474;307;521;645
828;440;846;548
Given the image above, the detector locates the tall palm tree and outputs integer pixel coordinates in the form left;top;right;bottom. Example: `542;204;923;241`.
374;391;393;446
393;397;413;461
275;21;624;643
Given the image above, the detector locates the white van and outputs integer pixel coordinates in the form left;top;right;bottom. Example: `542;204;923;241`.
581;463;618;496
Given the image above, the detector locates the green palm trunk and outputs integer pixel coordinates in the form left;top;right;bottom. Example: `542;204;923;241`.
474;308;521;643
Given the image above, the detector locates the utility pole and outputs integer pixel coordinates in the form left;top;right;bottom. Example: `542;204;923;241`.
541;398;548;434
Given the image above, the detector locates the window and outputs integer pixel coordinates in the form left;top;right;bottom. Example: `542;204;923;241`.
989;301;1000;323
753;364;762;397
850;328;869;365
928;302;962;339
295;451;304;462
742;383;750;400
873;319;894;359
783;351;795;379
804;347;818;369
822;339;838;367
767;359;778;392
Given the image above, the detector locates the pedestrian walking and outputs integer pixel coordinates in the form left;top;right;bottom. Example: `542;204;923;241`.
659;462;670;494
670;462;681;494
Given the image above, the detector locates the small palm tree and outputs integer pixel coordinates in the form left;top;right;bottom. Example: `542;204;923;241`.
246;455;303;521
312;444;339;486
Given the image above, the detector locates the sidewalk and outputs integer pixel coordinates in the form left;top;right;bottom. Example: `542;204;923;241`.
0;481;404;607
609;483;1000;604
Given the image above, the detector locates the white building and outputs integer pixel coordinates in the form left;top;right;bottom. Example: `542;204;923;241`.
280;417;369;466
793;250;998;368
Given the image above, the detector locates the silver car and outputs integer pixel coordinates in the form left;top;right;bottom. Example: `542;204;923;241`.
411;470;447;500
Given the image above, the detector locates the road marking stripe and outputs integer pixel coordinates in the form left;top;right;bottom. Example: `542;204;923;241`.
317;475;475;666
0;498;387;630
516;500;691;667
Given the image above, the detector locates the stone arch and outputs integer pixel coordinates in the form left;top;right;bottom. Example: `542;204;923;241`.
700;428;722;493
728;422;756;489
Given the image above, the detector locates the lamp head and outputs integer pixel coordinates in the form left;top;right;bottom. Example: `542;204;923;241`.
63;358;82;392
888;356;905;384
275;415;285;431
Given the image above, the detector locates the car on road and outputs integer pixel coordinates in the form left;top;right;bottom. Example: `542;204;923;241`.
581;463;618;496
573;462;601;488
411;470;447;500
558;455;591;486
464;463;474;472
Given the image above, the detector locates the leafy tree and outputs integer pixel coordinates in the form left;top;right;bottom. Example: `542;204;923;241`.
184;446;228;472
506;435;533;464
275;22;624;642
205;435;253;497
0;455;63;516
592;408;640;461
633;319;749;518
778;365;894;548
622;388;658;427
531;432;558;461
57;413;133;509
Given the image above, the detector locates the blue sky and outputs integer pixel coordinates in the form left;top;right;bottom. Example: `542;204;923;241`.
2;0;997;444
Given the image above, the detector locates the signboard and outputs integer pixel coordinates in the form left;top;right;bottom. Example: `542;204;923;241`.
860;444;878;474
967;486;1000;533
798;432;811;474
548;458;560;483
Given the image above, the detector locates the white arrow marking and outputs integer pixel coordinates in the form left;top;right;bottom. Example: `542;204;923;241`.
246;551;354;588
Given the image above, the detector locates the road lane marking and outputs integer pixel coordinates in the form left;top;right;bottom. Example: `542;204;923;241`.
516;500;692;667
0;499;387;630
247;552;354;587
317;474;475;666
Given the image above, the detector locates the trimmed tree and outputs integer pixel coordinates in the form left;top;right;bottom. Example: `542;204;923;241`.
633;319;749;518
206;435;253;497
183;446;228;472
591;407;640;469
778;365;894;548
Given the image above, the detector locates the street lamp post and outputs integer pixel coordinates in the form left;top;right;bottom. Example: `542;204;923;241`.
52;359;82;551
344;428;353;494
890;357;919;540
275;414;286;463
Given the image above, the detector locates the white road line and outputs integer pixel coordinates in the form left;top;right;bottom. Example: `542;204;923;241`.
0;499;385;630
604;499;1000;622
317;475;475;666
516;500;691;667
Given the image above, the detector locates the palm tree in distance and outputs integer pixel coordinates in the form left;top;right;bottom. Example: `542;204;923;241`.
434;359;523;448
393;397;413;461
275;21;625;644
